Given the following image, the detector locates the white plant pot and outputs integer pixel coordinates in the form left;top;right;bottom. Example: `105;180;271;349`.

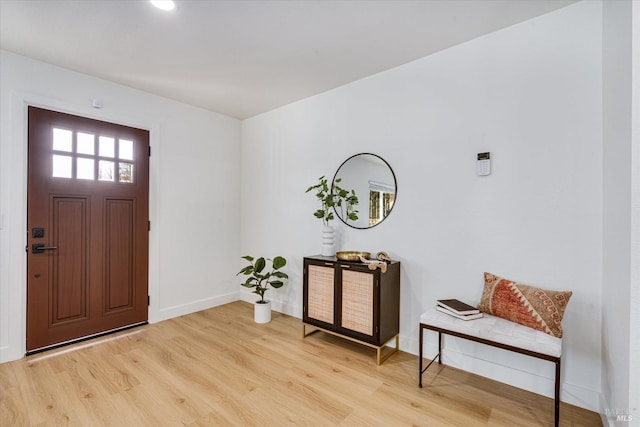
321;225;335;256
254;300;271;324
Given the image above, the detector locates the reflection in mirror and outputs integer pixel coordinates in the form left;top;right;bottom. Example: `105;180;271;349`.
332;153;397;229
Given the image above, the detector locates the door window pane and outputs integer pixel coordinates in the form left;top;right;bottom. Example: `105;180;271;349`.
99;136;115;158
52;155;72;178
49;131;141;183
77;132;95;155
98;160;115;181
52;128;72;152
119;162;134;183
119;139;133;160
77;158;94;180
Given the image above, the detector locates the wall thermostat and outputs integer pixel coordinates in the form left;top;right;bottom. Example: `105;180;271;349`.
477;152;491;176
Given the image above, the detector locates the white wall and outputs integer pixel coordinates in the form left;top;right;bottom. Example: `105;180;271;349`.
602;1;639;425
2;0;634;418
631;3;640;422
0;51;242;363
242;1;603;411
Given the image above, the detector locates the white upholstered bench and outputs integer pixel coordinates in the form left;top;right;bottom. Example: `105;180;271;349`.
418;308;562;427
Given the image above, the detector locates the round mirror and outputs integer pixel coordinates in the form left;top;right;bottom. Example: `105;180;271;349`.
332;153;397;229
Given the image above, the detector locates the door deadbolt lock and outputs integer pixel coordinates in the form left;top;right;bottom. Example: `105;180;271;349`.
32;243;57;254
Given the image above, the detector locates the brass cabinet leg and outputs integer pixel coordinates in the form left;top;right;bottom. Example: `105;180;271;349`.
302;323;321;339
303;323;398;365
377;334;399;365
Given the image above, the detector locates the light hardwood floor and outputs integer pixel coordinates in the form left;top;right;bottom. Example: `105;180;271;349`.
1;301;601;426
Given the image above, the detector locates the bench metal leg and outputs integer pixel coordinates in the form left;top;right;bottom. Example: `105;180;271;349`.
555;358;561;427
419;322;561;426
419;324;424;387
419;325;442;388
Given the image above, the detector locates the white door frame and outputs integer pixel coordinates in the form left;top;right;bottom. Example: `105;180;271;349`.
0;91;160;363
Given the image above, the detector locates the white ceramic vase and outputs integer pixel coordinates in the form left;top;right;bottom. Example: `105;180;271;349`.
254;300;271;323
321;225;335;256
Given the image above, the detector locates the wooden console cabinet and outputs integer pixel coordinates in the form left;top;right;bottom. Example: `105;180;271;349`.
302;255;400;364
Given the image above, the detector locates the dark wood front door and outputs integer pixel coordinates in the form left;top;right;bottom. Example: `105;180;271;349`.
27;107;149;352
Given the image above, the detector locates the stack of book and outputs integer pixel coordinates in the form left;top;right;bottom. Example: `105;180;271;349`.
437;299;483;320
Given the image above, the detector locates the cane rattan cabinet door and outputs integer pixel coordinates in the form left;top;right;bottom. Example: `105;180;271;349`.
304;262;335;327
340;269;374;336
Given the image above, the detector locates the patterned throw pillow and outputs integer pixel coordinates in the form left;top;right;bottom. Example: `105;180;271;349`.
478;272;572;338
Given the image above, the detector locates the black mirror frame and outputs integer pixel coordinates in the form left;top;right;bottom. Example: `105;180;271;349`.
332;152;397;230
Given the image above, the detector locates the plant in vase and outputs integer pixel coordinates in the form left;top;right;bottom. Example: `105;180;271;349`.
237;255;288;323
333;181;359;223
305;176;359;256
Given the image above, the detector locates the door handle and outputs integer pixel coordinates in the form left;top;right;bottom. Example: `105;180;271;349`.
32;243;57;254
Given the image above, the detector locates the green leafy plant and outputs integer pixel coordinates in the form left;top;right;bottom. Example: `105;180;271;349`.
237;256;288;304
333;180;359;223
305;176;359;226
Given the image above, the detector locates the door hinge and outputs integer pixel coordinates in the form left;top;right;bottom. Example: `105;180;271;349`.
148;221;151;231
148;296;150;306
148;146;151;157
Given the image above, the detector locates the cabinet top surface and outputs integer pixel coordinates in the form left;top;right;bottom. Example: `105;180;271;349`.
304;255;399;265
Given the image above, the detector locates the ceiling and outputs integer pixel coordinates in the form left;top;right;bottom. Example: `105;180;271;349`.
0;0;575;119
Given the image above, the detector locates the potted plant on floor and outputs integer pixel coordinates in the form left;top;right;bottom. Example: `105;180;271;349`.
305;176;359;255
237;255;288;323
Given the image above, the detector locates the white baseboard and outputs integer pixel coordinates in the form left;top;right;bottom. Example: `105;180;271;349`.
0;345;23;364
600;392;611;427
266;300;598;413
237;292;259;305
3;294;603;417
131;293;610;417
598;391;638;426
237;292;303;319
154;291;240;322
405;332;601;413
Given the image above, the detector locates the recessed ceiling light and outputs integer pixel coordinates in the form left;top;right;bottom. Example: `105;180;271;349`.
150;0;176;11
